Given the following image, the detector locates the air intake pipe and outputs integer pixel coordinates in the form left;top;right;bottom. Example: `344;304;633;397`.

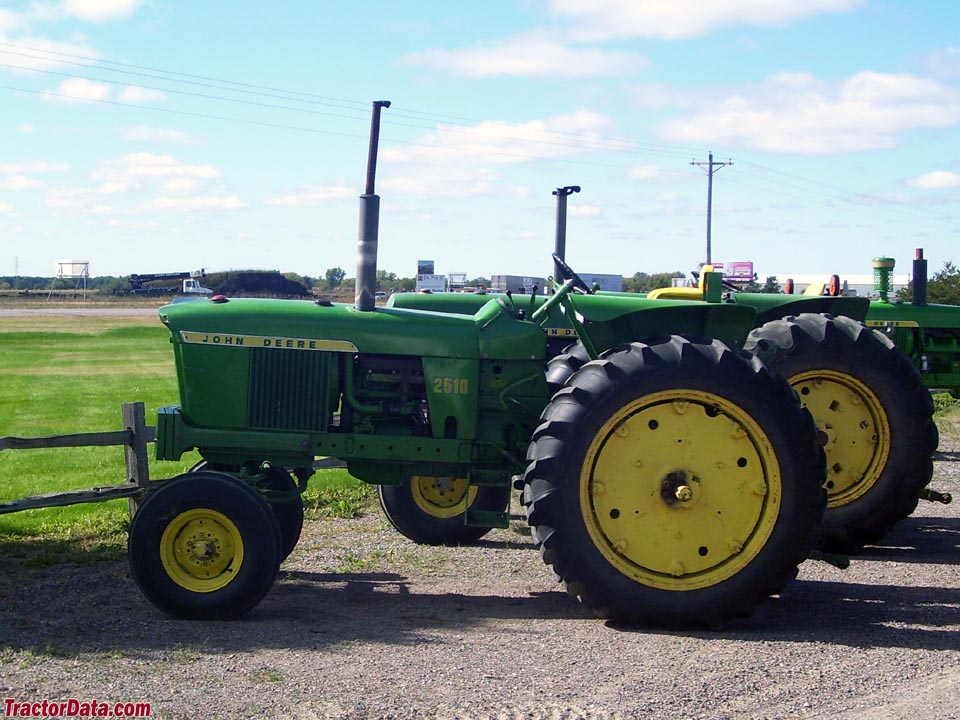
355;100;391;312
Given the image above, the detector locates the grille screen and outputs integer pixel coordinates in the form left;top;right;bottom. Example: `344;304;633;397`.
248;348;333;431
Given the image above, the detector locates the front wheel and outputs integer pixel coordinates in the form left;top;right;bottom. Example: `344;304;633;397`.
523;336;826;628
378;475;510;545
129;471;282;619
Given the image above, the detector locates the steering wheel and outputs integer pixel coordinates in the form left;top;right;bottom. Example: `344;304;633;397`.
551;254;593;294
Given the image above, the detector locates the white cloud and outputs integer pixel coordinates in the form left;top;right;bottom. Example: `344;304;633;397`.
0;9;24;34
0;161;69;173
0;37;100;73
405;32;644;78
569;204;601;217
121;126;195;144
162;178;198;193
60;0;144;21
907;171;960;190
49;77;110;102
382;166;502;197
628;164;673;182
383;111;621;166
118;86;167;103
1;175;42;190
926;47;960;80
549;0;864;41
265;184;354;207
659;71;960;154
95;152;219;183
44;187;93;208
19;124;34;133
146;196;247;211
0;201;15;214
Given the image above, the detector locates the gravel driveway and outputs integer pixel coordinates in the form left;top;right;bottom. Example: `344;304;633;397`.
1;420;958;720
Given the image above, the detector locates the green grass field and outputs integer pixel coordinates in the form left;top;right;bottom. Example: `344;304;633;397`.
0;311;370;553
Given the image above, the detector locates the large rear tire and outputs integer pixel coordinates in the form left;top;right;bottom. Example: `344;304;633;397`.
129;471;282;619
745;313;937;552
378;475;511;546
523;336;826;628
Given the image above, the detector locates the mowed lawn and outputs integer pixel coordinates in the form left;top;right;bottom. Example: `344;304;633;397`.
0;311;199;538
0;309;371;550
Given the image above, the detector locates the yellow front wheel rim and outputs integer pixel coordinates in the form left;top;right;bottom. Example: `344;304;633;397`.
411;476;478;519
160;508;244;593
580;390;781;591
791;370;891;508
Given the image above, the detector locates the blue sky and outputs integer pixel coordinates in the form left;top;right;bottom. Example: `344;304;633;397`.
1;0;958;283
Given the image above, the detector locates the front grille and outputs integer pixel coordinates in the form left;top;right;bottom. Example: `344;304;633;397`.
248;348;333;431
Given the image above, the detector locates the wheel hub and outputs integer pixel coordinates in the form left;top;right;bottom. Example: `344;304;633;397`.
660;470;697;507
792;370;890;507
580;390;781;590
160;510;243;592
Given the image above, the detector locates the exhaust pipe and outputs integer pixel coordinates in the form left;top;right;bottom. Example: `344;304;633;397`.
355;100;391;312
913;248;928;307
552;186;580;282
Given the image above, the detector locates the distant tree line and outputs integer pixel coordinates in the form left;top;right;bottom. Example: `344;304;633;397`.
6;262;956;302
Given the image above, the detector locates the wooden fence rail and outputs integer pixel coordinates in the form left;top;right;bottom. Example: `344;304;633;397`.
0;402;154;517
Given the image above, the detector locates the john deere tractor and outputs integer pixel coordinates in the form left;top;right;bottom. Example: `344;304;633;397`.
129;104;827;628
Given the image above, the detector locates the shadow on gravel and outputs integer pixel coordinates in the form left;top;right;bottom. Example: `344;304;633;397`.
849;515;960;565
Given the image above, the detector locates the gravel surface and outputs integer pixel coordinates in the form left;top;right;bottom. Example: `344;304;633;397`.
1;418;958;720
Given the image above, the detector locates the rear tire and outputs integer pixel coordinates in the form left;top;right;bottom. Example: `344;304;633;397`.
523;336;826;628
545;342;591;395
745;313;937;552
129;472;282;619
378;475;510;545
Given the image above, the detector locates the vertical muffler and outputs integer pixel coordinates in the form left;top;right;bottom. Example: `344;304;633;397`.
913;248;928;307
355;100;391;312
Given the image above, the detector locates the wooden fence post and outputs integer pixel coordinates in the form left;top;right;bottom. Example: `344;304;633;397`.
123;402;151;518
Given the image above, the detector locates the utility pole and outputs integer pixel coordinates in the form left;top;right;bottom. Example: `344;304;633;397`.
690;152;732;264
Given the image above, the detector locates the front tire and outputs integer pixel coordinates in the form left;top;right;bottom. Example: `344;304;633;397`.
745;313;937;552
129;471;282;619
523;336;826;628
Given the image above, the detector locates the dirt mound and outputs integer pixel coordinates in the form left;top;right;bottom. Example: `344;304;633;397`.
208;271;309;297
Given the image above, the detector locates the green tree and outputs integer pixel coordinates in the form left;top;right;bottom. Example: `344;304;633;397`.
896;260;960;304
622;271;686;293
761;275;780;293
324;267;346;289
929;261;960;304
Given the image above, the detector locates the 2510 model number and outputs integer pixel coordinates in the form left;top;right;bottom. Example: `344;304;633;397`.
432;377;469;394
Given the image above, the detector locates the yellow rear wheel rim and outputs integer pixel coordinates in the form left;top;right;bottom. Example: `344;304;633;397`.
580;390;782;591
411;476;478;519
160;508;244;593
791;370;891;508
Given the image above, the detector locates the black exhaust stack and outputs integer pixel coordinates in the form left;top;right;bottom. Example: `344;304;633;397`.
913;248;928;307
355;100;391;312
552;186;580;281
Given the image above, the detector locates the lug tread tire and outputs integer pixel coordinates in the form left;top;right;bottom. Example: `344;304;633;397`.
523;335;826;628
129;471;282;620
745;313;937;552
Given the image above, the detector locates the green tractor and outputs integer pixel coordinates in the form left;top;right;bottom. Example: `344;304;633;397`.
841;250;958;399
394;256;938;555
129;105;827;628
